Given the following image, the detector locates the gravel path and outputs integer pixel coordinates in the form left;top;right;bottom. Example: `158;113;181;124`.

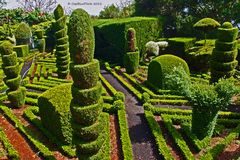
101;69;161;160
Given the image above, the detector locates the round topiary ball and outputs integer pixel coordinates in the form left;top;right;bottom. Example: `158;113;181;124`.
68;9;95;64
222;22;233;29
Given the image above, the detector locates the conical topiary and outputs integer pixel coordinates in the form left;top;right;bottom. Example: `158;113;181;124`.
123;28;139;74
211;22;238;82
54;4;70;79
0;41;26;107
68;8;105;159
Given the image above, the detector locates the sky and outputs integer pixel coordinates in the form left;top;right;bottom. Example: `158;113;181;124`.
4;0;123;15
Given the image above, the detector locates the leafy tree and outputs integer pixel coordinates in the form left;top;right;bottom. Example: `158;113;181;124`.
16;0;57;12
99;4;120;18
0;0;6;8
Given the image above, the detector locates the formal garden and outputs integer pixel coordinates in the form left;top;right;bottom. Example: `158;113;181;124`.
0;0;240;160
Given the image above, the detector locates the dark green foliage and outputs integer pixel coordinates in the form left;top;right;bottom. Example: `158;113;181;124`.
15;22;32;45
38;39;46;53
13;45;29;57
94;17;162;64
167;37;196;57
70;59;100;89
0;41;25;107
142;92;150;103
68;8;95;64
211;22;238;82
7;87;26;108
147;54;190;89
38;83;73;145
53;4;70;79
35;30;44;39
124;51;139;74
71;82;102;106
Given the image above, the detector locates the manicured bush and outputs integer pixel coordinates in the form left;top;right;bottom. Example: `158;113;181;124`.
13;45;29;57
68;8;95;64
211;21;238;82
94;17;163;64
147;54;190;89
167;37;196;57
37;37;46;53
54;4;70;79
15;22;32;45
0;41;25;108
38;83;73;145
69;8;104;159
113;92;125;102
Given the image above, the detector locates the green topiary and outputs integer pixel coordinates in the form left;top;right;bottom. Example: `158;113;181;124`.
69;8;104;159
14;22;32;45
68;8;95;64
13;45;29;57
221;22;233;29
124;28;139;74
38;83;73;145
147;54;190;89
211;21;239;82
0;41;26;108
113;92;125;102
54;4;70;79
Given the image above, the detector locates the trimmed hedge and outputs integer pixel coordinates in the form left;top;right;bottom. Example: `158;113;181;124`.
147;54;190;89
167;37;196;57
0;41;25;108
94;17;163;64
69;8;95;64
124;51;139;74
13;45;29;57
71;59;100;89
54;4;70;79
15;22;32;45
38;83;73;145
211;22;238;82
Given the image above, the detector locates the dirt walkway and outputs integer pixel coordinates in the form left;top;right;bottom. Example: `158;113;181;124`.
0;113;41;160
101;69;160;160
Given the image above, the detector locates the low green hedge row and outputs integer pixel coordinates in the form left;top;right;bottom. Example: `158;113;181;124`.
99;74;117;96
161;114;195;160
24;84;50;91
181;123;210;152
32;81;58;87
106;67;142;100
118;109;133;160
149;99;189;105
0;127;20;160
47;77;72;83
200;124;240;160
102;96;114;103
26;92;41;99
145;111;174;159
25;97;38;106
0;105;55;159
24;106;76;157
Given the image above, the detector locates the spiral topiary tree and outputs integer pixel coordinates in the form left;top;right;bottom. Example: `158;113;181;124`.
15;22;32;46
68;8;104;159
211;22;238;82
54;4;70;79
0;41;26;108
123;28;139;74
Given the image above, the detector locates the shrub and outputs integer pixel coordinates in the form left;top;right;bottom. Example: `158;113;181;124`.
38;83;73;145
126;28;137;52
167;37;196;57
0;41;25;108
14;22;32;45
211;21;238;82
94;17;162;64
113;92;125;102
124;51;139;74
69;8;104;159
68;8;95;64
147;54;190;89
54;4;70;79
13;45;29;57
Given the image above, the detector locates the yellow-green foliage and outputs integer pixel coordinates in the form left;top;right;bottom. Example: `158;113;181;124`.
147;54;190;89
38;83;73;145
